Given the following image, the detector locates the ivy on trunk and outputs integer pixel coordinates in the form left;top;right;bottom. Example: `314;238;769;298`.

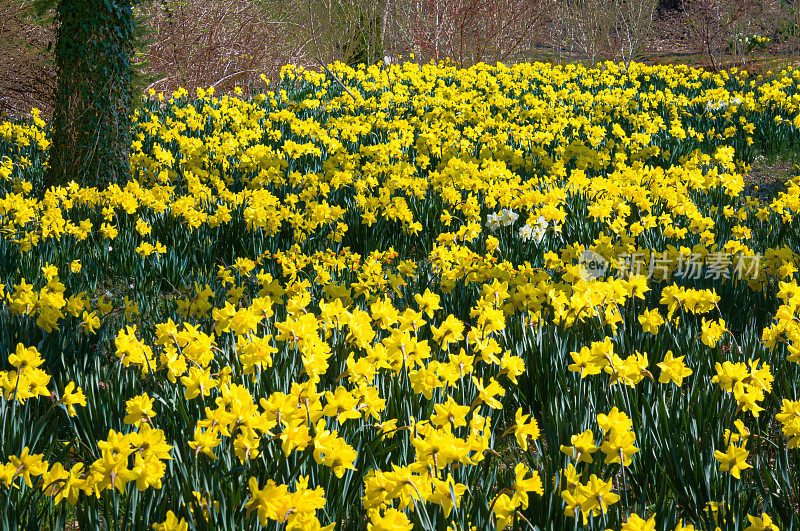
45;0;134;192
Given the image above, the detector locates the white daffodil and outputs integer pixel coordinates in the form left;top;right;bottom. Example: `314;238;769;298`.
486;213;501;232
499;208;519;226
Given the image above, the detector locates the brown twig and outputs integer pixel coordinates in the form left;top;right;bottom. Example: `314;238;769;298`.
314;57;358;101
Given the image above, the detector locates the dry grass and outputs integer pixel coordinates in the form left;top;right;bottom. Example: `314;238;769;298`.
743;152;799;203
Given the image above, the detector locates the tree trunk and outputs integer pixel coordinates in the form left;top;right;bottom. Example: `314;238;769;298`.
45;0;134;193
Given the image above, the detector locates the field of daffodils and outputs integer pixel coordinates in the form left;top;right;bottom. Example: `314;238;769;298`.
1;60;800;530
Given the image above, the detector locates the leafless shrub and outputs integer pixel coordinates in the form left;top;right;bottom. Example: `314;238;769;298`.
384;0;546;66
555;0;618;65
138;0;301;95
391;0;448;61
610;0;661;66
467;0;548;65
310;0;390;65
0;0;54;114
547;0;659;66
680;0;758;71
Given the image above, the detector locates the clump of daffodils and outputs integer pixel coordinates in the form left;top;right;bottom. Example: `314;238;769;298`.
1;57;800;529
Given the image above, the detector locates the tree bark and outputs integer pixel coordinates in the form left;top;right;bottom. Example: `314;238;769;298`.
45;0;134;193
